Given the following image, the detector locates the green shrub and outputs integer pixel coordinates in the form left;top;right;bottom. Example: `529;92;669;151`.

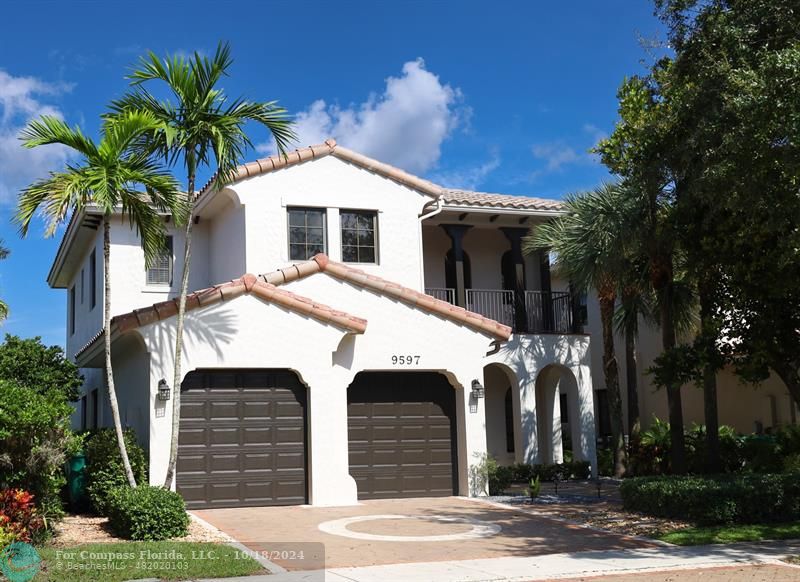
511;463;533;482
0;334;83;402
621;473;800;525
596;447;614;477
527;475;541;498
740;435;783;473
0;380;80;520
488;461;514;495
106;486;189;541
84;429;148;514
776;425;800;456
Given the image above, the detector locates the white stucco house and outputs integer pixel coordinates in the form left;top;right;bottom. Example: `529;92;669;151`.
51;139;598;508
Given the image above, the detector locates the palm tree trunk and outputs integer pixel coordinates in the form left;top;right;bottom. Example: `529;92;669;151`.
659;282;687;474
600;292;627;478
103;216;137;488
699;288;720;473
624;327;641;441
164;178;195;488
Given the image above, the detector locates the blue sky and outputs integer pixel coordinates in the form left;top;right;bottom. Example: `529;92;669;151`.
0;0;665;346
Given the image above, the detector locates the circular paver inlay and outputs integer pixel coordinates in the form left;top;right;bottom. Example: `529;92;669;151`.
318;514;502;542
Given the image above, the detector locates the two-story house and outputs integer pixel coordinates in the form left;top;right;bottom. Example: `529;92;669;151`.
49;139;597;509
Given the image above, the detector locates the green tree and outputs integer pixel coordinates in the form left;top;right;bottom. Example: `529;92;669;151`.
526;183;636;477
595;76;691;474
16;112;183;487
110;42;295;488
651;0;800;414
0;241;8;321
0;334;83;401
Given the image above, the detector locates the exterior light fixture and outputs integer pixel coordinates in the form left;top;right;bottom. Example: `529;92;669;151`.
471;379;485;399
157;379;171;401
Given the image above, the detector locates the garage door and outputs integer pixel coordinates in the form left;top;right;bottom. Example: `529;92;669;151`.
177;369;307;509
347;372;458;499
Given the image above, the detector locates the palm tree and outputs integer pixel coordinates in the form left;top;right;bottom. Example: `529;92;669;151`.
110;42;295;488
525;183;637;478
0;241;9;321
16;112;182;487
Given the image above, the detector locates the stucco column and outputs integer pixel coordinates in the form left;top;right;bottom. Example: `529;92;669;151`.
452;369;488;496
501;227;529;332
305;369;358;506
441;224;472;308
571;362;598;474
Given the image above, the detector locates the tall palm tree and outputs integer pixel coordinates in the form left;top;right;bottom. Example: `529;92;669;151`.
0;241;9;321
16;112;182;487
525;183;637;478
110;42;295;488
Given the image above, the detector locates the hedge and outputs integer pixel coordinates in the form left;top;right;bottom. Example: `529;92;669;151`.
620;473;800;525
106;486;189;541
84;428;148;515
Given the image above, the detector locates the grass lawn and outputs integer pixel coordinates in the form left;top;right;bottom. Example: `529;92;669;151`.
658;522;800;546
34;542;263;581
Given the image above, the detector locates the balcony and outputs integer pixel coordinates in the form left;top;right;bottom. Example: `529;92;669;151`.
425;287;576;333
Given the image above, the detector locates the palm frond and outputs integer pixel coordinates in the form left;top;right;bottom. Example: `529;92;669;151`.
19;116;98;158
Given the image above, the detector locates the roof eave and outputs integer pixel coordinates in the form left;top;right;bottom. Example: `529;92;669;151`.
436;204;567;217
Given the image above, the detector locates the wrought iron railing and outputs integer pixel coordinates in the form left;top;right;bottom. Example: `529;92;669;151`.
425;287;455;304
466;289;515;328
524;290;573;333
425;287;576;333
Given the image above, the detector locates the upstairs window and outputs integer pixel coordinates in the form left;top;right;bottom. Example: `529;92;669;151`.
69;285;76;335
288;207;326;261
340;210;377;263
146;236;173;286
90;249;97;309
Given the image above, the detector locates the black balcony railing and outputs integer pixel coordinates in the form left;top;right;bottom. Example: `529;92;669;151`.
425;287;576;333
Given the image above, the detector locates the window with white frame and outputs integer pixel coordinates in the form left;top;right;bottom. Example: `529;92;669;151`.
287;207;326;261
146;236;173;285
340;209;377;263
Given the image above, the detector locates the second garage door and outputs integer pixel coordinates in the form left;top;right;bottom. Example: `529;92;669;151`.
347;372;458;499
176;369;307;509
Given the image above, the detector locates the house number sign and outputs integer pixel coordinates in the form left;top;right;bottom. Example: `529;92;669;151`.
391;355;421;365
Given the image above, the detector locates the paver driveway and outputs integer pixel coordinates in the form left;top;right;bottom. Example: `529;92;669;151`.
193;496;657;571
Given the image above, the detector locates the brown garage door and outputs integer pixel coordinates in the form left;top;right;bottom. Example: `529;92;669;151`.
348;372;458;499
177;369;307;509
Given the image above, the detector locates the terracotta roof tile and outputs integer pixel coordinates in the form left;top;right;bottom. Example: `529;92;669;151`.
196;139;443;202
441;189;565;212
258;255;513;341
106;275;368;336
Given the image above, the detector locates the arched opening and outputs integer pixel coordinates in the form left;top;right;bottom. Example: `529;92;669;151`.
483;363;519;466
534;364;582;464
445;248;472;290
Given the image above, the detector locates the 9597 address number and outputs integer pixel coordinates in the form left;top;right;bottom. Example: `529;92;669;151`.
391;354;420;365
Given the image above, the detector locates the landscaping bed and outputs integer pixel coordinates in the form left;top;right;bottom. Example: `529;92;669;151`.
658;522;800;546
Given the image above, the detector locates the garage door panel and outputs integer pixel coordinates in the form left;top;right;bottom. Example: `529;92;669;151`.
177;370;307;509
347;372;458;499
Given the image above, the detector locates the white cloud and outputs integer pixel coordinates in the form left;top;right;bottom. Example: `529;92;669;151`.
431;148;501;190
260;59;466;174
0;70;73;205
531;143;581;172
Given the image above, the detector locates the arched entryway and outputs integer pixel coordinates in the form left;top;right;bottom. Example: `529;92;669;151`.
534;364;582;464
483;363;520;466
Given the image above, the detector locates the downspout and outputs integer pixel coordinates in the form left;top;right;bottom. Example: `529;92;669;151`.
418;198;443;290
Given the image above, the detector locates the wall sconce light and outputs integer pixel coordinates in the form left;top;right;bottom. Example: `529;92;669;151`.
158;379;171;401
471;379;485;399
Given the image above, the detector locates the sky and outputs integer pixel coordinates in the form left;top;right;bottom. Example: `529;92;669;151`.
0;0;666;347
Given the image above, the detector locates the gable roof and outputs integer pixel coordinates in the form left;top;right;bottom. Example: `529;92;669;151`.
196;138;443;204
260;254;512;341
196;139;564;215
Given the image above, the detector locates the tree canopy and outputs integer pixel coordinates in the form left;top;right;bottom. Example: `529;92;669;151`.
0;334;83;402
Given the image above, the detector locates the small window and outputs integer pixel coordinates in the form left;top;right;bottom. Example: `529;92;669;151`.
340;210;378;263
90;249;97;309
69;286;76;335
146;236;173;286
80;395;87;431
287;207;326;261
90;388;99;429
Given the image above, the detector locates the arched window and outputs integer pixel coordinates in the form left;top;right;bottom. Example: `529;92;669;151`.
505;387;515;453
445;249;472;290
